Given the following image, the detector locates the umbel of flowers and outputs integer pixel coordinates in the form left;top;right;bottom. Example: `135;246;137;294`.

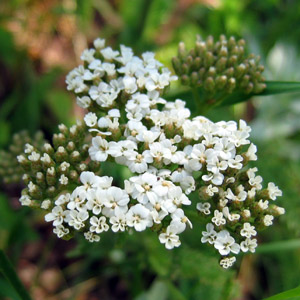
16;38;284;268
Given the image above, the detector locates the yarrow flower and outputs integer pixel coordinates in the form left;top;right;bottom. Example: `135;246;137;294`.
16;37;284;269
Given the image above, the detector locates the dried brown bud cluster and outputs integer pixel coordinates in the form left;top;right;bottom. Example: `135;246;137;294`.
172;35;266;101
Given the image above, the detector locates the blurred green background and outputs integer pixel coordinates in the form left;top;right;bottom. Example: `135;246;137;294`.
1;0;300;299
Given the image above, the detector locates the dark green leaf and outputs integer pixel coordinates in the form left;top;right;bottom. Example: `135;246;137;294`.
264;285;300;300
0;250;32;300
256;239;300;254
222;81;300;105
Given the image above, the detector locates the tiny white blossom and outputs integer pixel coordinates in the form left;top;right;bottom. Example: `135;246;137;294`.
263;215;274;226
241;238;257;253
90;216;109;233
84;112;98;127
267;182;282;200
214;230;240;255
159;225;181;249
240;223;257;238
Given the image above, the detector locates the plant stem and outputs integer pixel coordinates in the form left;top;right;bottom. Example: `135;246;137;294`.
192;88;202;114
0;249;32;300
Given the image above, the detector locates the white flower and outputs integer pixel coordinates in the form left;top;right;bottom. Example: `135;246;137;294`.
220;257;236;269
102;63;116;76
201;223;217;244
246;143;257;161
123;76;138;94
59;174;68;185
214;230;240;255
247;168;263;190
76;96;91;109
66;210;89;230
68;188;88;211
102;186;129;216
41;200;51;210
55;194;71;206
225;188;247;202
258;199;269;210
90;216;109;233
84;231;100;242
84;112;98;127
53;225;69;238
212;210;226;226
100;47;119;60
79;171;101;191
45;206;66;226
179;175;195;194
24;143;34;153
86;189;104;215
267;182;282;200
126;204;152;231
202;172;224;186
127;151;153;173
130;172;158;205
94;38;105;49
115;45;133;64
28;151;40;162
89;136;109;161
206;184;218;196
222;207;240;222
81;49;95;63
163;186;191;213
240;222;257;238
240;238;257;253
196;202;211;215
170;208;192;233
263;215;274;226
159;225;181;249
60;162;70;172
109;208;127;232
19;195;32;206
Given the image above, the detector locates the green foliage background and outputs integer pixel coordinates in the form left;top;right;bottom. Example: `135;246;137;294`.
1;0;300;299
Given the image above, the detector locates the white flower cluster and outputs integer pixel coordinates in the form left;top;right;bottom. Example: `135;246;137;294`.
66;38;177;111
20;38;284;269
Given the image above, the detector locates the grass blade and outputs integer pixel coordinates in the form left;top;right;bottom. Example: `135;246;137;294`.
0;250;32;300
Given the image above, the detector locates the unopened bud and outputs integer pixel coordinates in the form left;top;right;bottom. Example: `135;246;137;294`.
70;151;81;163
204;77;215;92
178;42;186;59
55;146;68;163
46;167;57;186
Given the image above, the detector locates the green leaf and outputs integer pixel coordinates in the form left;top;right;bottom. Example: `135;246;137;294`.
264;285;300;300
135;279;169;300
222;81;300;106
166;81;300;110
165;281;188;300
260;81;300;95
256;239;300;254
0;250;32;300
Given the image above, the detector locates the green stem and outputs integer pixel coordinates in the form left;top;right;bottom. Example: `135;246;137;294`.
0;249;32;300
192;88;204;116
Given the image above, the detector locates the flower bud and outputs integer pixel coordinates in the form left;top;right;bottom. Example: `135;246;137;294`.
43;143;54;156
178;42;186;59
55;146;68;163
46;167;57;186
70;151;81;163
172;57;182;74
53;133;66;148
